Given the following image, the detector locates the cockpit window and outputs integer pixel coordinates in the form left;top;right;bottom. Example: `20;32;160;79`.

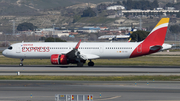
8;46;13;50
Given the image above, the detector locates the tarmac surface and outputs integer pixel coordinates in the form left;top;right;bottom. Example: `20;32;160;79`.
0;65;180;76
0;80;180;101
0;65;180;100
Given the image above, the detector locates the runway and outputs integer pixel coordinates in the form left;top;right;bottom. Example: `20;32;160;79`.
0;66;180;101
0;80;180;101
0;65;180;76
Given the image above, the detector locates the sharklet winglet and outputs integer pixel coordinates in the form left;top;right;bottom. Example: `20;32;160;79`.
75;40;81;49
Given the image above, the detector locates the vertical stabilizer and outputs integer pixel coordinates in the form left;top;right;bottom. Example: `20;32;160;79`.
130;18;170;58
127;28;134;35
143;18;169;45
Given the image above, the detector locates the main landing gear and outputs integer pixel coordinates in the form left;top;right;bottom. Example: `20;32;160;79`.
19;59;24;66
88;60;94;67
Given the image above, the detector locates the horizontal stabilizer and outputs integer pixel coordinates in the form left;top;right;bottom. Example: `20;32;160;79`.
150;45;162;51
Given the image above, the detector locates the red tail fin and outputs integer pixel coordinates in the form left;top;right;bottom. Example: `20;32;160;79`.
130;18;170;58
143;18;169;45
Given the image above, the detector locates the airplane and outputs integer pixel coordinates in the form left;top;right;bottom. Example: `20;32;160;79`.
98;35;116;40
116;28;136;39
98;28;135;40
128;38;131;42
2;18;172;67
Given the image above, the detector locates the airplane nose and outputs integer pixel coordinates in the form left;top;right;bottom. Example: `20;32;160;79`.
2;50;6;56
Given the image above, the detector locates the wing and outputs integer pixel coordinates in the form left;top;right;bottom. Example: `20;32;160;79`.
66;40;81;60
63;40;100;62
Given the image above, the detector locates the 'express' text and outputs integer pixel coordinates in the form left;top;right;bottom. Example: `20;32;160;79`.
22;47;50;52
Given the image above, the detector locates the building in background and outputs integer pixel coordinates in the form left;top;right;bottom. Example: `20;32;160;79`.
107;5;125;10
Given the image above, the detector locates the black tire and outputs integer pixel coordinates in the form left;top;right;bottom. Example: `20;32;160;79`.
88;62;94;66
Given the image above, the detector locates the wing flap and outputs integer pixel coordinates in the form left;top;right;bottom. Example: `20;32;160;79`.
80;53;100;60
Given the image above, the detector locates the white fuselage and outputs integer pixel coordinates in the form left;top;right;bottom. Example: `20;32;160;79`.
3;42;141;59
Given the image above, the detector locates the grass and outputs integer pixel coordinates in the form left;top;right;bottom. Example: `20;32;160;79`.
0;57;51;65
0;75;180;81
93;56;179;66
0;56;180;66
169;49;180;52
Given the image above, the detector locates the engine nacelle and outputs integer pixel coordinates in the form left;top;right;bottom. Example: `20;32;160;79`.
51;54;68;65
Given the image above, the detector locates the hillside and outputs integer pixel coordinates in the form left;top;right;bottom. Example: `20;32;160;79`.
0;0;179;34
0;0;121;15
0;0;178;15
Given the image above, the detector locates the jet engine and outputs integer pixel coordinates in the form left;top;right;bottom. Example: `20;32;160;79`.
51;54;68;65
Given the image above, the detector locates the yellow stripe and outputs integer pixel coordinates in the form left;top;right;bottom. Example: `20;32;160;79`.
155;18;169;28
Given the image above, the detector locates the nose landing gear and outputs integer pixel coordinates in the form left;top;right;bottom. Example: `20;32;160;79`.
19;59;24;66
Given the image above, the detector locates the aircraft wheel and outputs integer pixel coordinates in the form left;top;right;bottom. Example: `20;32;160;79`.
88;62;94;67
19;59;24;66
19;63;23;66
77;62;83;67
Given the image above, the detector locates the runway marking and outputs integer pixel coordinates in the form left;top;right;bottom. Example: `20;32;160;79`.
96;96;121;101
0;96;54;98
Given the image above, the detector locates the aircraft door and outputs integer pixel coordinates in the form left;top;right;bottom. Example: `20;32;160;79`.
16;46;21;53
137;44;142;53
